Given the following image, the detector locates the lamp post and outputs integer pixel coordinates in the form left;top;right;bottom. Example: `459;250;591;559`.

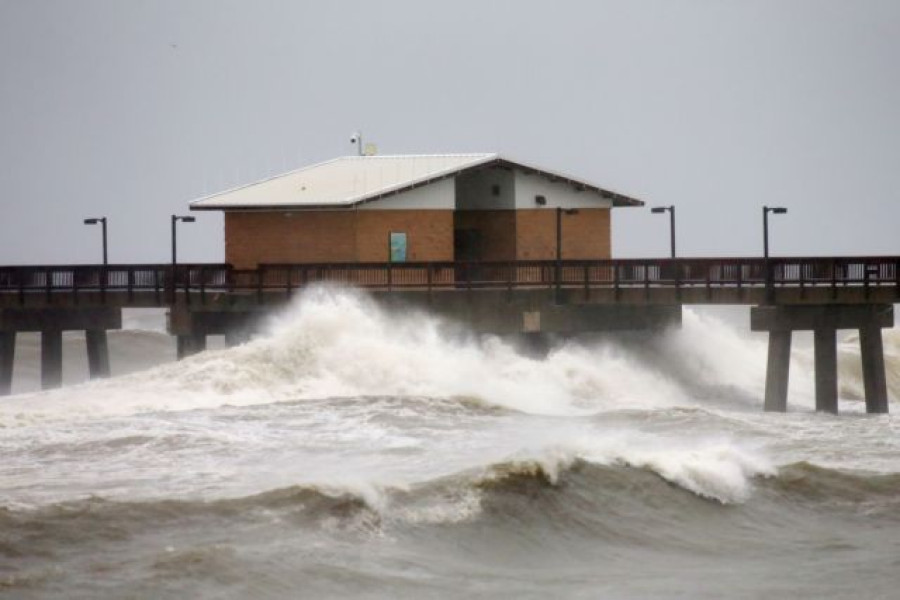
171;214;196;267
650;205;675;258
763;206;787;303
170;215;196;304
83;217;108;265
555;207;579;303
762;206;787;259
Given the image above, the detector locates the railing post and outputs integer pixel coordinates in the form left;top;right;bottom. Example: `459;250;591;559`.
427;263;434;303
705;261;712;301
583;263;589;301
799;261;805;300
256;266;264;304
200;266;206;305
895;259;900;299
613;262;620;301
644;261;650;302
555;258;561;305
100;265;107;304
183;265;190;306
674;259;681;302
18;268;25;306
167;265;175;306
864;261;871;300
127;267;134;303
45;268;51;303
831;259;838;301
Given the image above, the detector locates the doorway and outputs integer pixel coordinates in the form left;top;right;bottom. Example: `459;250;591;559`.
454;229;482;262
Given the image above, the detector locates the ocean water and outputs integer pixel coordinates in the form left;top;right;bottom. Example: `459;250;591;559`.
0;288;898;599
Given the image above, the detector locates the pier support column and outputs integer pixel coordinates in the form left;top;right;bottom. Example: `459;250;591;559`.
224;330;251;348
85;330;111;379
0;331;15;396
176;333;206;360
752;305;893;414
813;328;838;414
860;324;889;414
764;331;792;412
41;330;63;390
513;332;552;359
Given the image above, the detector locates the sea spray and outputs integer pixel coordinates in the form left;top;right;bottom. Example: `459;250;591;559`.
0;286;695;425
1;287;895;428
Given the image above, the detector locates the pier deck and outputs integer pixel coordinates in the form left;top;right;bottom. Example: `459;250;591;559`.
1;256;897;413
1;256;898;308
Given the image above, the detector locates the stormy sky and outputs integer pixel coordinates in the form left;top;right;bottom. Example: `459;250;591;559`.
1;0;898;264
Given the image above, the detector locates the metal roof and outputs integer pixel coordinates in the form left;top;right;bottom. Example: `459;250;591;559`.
189;153;643;210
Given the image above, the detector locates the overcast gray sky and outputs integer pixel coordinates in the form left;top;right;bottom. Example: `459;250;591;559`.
1;0;898;264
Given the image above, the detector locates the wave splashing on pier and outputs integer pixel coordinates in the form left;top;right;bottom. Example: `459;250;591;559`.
0;287;898;598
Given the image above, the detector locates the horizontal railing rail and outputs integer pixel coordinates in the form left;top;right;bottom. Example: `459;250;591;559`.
0;257;898;304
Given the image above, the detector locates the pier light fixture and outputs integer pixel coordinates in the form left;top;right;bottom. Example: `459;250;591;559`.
762;206;788;304
83;217;108;265
762;206;788;259
171;214;196;267
650;205;676;258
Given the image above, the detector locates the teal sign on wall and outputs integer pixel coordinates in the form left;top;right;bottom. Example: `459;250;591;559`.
389;232;407;263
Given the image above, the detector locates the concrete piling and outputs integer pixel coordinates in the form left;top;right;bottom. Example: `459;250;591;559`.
753;305;893;414
813;328;838;414
763;330;791;412
40;330;63;390
0;308;121;393
176;333;207;359
224;330;251;348
860;324;889;414
85;329;111;378
0;331;15;396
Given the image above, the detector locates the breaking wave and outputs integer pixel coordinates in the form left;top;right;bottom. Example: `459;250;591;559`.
4;452;898;568
0;288;896;428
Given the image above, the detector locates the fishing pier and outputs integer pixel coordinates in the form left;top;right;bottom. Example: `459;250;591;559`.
0;256;896;414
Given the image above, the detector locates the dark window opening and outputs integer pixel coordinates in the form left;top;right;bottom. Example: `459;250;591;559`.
454;229;482;261
535;195;547;206
491;184;501;197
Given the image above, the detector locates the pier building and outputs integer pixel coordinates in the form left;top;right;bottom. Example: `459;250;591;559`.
189;154;642;269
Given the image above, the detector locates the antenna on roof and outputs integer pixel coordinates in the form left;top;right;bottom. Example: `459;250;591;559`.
350;131;363;156
350;131;378;156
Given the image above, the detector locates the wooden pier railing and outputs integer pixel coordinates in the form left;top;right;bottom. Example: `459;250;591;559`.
0;257;898;304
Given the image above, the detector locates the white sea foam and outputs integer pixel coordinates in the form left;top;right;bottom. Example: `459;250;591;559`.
0;287;691;426
492;433;775;504
0;287;895;429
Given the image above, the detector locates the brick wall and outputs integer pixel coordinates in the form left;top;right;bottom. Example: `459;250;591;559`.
355;210;453;262
225;208;609;268
225;210;453;268
225;212;356;269
515;208;610;260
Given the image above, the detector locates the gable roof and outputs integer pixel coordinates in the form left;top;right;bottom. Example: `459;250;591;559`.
189;153;643;210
